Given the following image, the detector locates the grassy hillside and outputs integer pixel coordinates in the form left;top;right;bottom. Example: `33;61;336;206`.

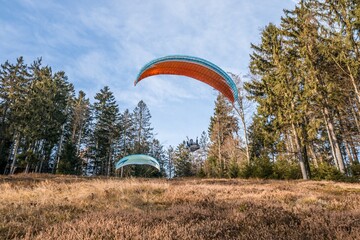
0;174;359;239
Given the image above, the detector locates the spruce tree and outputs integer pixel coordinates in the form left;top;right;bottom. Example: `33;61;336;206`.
92;86;120;176
207;94;239;177
246;22;312;179
128;100;155;176
0;57;30;173
149;138;166;177
132;100;154;154
55;90;91;175
118;109;133;157
173;142;193;177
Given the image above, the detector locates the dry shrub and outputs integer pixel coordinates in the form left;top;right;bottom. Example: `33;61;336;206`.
0;175;359;239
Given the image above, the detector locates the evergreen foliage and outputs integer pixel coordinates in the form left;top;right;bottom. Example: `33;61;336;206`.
91;86;120;176
0;57;166;177
57;141;82;175
173;142;194;177
245;0;360;180
205;94;244;177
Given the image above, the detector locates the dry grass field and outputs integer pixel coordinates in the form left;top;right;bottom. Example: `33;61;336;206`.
0;174;359;240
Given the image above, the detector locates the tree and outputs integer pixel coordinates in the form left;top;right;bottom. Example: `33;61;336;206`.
0;57;30;174
166;145;175;178
192;131;209;176
246;22;312;179
57;141;82;175
173;142;193;177
118;109;133;157
69;91;92;154
0;57;73;174
55;90;91;175
132;100;154;154
92;86;120;176
125;100;157;177
149;138;166;177
244;0;360;179
27;65;73;173
281;3;346;174
228;73;251;164
206;94;240;177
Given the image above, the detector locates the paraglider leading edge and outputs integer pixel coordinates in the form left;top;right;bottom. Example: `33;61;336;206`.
134;55;239;103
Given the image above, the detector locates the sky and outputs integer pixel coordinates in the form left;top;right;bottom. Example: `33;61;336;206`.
1;0;297;147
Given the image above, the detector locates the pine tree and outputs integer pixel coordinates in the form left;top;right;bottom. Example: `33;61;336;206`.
192;131;209;176
0;57;30;173
57;141;82;175
245;1;360;178
92;86;120;176
118;109;133;157
307;0;360;169
132;100;154;154
149;138;166;177
70;91;91;153
206;94;239;177
27;65;73;173
173;142;193;177
166;145;175;178
0;57;73;174
55;90;91;175
228;73;250;164
246;22;312;179
126;100;156;177
281;3;346;174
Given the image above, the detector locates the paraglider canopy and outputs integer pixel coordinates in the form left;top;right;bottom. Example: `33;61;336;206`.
135;55;239;103
115;154;160;171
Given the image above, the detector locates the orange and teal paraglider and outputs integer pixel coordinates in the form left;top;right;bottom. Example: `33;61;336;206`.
134;55;239;103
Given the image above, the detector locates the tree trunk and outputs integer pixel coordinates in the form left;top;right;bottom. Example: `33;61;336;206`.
344;141;354;165
38;143;49;173
308;143;319;168
291;123;309;180
285;132;294;158
323;107;346;173
302;144;311;179
349;98;360;133
24;163;30;174
323;113;339;169
347;66;360;107
0;104;9;161
10;133;20;175
337;113;354;166
349;141;359;164
107;140;112;177
217;124;222;177
233;105;250;164
76;125;83;156
38;154;45;173
53;123;66;174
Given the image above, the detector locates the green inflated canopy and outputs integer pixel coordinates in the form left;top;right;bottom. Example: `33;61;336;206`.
115;154;160;171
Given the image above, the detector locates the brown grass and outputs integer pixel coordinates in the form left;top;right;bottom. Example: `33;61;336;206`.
0;174;359;240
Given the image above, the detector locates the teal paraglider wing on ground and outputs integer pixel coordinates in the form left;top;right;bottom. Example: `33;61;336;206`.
115;154;160;171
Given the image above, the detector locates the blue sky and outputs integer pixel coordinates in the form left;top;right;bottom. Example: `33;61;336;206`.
1;0;297;147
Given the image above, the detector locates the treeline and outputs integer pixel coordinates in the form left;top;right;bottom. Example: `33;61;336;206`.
172;0;360;181
0;57;167;176
244;0;360;180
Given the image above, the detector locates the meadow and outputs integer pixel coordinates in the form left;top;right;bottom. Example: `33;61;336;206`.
0;174;359;239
